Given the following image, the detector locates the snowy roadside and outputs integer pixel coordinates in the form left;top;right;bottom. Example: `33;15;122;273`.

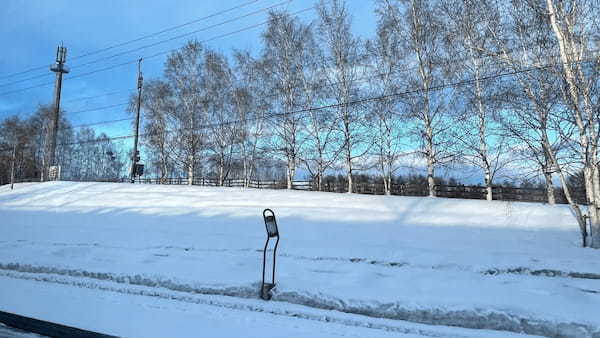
1;182;599;337
0;274;538;338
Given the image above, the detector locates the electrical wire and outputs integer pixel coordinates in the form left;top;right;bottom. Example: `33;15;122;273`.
2;52;596;153
0;7;314;98
0;0;263;81
62;89;135;104
67;102;129;116
67;0;293;72
70;117;134;129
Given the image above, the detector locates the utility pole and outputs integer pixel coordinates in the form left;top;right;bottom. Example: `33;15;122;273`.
130;58;143;183
10;143;16;190
45;44;69;181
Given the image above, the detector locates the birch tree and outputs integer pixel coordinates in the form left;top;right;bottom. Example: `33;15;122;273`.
164;40;207;185
317;0;368;193
367;7;408;195
203;49;238;186
139;80;174;182
231;51;266;187
543;0;600;247
440;0;510;201
488;0;565;206
261;11;311;189
382;0;453;197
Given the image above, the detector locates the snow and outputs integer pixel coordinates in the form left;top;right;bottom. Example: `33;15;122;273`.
0;323;45;338
0;181;599;337
0;275;531;338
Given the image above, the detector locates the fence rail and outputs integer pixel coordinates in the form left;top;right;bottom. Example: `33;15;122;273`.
3;176;584;204
123;177;586;204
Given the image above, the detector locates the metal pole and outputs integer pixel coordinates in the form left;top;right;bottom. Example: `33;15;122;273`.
46;45;68;181
131;58;143;183
272;236;279;283
10;143;16;190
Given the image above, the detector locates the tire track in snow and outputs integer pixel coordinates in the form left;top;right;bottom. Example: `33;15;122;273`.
6;240;600;281
1;240;410;267
0;263;597;337
483;267;600;280
0;270;480;338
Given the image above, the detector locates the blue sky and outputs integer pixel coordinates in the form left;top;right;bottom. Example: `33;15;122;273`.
0;0;376;139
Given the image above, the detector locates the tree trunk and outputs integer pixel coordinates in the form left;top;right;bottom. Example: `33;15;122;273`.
384;173;391;196
347;169;353;193
427;159;435;197
485;172;492;201
474;64;491;201
344;115;353;194
547;0;599;248
543;169;556;205
558;167;588;247
10;144;16;190
187;155;194;186
426;121;435;197
287;159;295;190
218;155;225;187
316;166;324;192
589;165;600;248
547;141;588;247
160;159;167;184
242;147;249;188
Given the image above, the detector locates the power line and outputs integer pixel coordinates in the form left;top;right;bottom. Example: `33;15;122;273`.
67;0;293;72
0;80;55;98
70;0;262;61
0;7;315;98
13;50;595;152
62;89;135;104
0;0;288;89
0;0;263;81
3;33;595;137
67;102;129;116
70;117;134;129
2;44;595;154
0;72;52;89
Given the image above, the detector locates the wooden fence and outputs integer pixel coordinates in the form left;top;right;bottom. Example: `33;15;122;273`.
4;176;584;204
127;177;586;204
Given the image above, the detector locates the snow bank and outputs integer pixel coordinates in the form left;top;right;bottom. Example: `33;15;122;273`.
0;182;599;337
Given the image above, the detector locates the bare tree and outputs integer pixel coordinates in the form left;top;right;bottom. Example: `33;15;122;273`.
367;8;409;195
164;40;208;185
65;128;124;181
543;0;600;248
0;117;31;187
139;80;175;183
486;1;565;206
383;0;454;197
291;17;339;191
231;51;267;187
203;49;238;186
261;11;312;189
439;0;511;201
317;0;368;193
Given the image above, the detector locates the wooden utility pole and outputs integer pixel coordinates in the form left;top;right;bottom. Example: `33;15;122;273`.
130;58;143;183
45;44;69;181
10;143;16;190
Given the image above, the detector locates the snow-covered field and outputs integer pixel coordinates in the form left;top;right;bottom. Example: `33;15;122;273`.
0;182;599;337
